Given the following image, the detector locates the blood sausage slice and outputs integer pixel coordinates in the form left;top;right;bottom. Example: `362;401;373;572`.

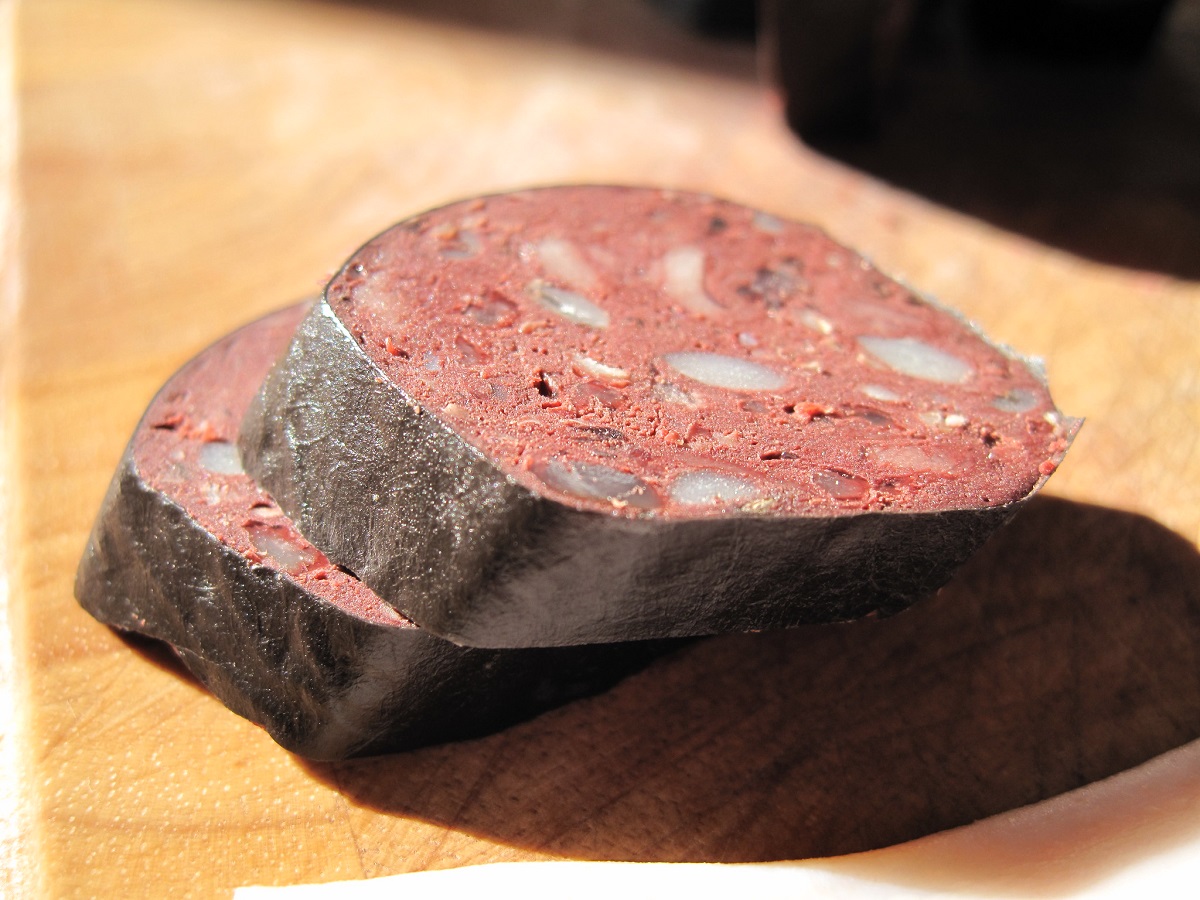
241;187;1078;648
75;304;670;759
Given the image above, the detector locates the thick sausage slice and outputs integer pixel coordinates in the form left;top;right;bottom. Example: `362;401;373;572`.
75;304;671;759
241;187;1077;648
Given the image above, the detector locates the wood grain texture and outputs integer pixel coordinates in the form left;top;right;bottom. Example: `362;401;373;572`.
8;0;1200;896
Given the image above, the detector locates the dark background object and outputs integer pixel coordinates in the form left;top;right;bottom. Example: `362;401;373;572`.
647;0;759;38
761;0;1180;138
967;0;1177;61
760;0;924;139
756;0;1200;278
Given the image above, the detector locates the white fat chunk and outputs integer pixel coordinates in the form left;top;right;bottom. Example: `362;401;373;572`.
651;382;700;408
537;238;598;291
752;211;784;233
993;388;1040;413
197;441;244;476
669;471;760;506
860;384;902;402
248;528;316;575
662;246;723;315
663;351;786;392
813;469;869;500
858;336;972;384
529;281;610;329
575;355;629;383
439;229;481;259
464;295;517;326
801;310;834;335
536;459;659;510
870;445;956;475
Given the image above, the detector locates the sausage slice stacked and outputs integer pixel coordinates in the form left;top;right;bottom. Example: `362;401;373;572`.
78;187;1076;756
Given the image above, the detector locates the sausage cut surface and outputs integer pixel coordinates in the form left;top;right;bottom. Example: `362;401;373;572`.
75;304;670;759
242;187;1077;648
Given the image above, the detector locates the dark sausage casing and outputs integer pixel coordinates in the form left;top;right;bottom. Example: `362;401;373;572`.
241;188;1077;649
75;305;672;759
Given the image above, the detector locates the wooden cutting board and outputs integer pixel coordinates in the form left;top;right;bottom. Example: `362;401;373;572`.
7;0;1200;896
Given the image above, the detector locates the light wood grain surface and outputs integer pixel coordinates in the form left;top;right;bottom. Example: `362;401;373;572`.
7;0;1200;896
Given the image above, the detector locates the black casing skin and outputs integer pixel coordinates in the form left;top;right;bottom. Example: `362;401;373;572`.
241;298;1032;649
76;312;673;759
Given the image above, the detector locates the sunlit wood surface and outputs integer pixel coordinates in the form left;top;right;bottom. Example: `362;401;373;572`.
7;0;1200;896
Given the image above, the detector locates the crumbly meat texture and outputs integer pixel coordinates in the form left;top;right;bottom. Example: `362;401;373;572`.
131;306;403;627
241;188;1077;648
328;187;1072;517
76;305;671;758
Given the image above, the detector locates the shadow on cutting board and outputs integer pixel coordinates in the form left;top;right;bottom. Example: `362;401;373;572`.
303;495;1200;882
